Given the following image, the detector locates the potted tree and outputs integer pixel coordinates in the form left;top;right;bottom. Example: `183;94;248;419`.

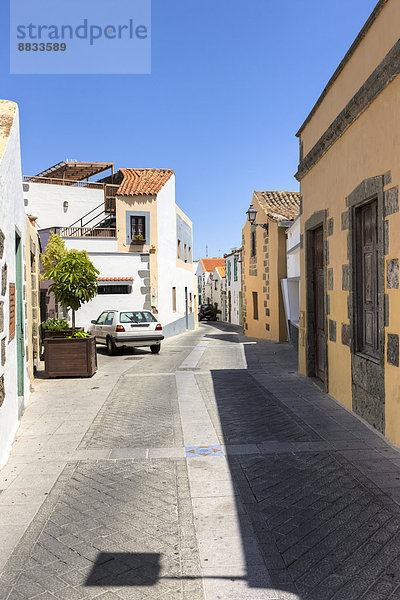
41;233;71;339
43;243;99;377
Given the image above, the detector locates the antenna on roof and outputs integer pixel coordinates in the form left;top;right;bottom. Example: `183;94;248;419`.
206;244;208;258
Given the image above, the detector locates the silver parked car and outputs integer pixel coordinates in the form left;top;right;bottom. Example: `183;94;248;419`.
89;310;164;355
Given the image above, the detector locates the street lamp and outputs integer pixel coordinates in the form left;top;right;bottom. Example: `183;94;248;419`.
246;204;268;232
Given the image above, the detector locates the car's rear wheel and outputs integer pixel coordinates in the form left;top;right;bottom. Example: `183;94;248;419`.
150;344;161;354
106;336;116;356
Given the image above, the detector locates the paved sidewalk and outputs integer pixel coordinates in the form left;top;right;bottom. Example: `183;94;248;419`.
1;323;400;599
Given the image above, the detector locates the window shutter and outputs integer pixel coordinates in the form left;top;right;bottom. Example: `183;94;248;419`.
9;283;15;340
356;199;379;357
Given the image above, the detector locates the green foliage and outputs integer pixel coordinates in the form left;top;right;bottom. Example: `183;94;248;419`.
67;331;91;339
41;232;67;277
134;233;144;240
46;250;99;321
41;318;69;331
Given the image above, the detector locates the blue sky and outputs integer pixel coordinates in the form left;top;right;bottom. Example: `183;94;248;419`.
1;0;378;258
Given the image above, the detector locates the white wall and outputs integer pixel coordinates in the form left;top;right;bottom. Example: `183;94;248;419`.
61;242;148;329
63;237;118;253
24;182;105;230
210;269;226;319
195;263;212;304
156;177;195;334
225;254;242;325
286;217;300;280
0;103;30;468
282;217;300;341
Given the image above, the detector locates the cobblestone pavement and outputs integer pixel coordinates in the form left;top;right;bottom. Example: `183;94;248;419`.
81;374;183;449
2;323;400;599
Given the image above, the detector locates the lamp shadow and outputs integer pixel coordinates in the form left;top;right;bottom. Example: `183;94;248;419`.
85;552;247;587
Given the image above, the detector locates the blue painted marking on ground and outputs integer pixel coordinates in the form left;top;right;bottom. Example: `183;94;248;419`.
185;445;224;457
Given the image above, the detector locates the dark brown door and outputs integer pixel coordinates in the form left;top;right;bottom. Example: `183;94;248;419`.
312;227;325;381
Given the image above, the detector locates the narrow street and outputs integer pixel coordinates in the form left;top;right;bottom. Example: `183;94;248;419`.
2;323;400;600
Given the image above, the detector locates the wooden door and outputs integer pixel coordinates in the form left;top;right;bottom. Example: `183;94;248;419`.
312;227;325;382
228;291;232;322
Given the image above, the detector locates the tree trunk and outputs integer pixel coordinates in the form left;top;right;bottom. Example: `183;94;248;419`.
72;310;76;331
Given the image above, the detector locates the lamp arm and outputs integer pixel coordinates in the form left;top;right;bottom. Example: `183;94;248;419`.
254;222;268;231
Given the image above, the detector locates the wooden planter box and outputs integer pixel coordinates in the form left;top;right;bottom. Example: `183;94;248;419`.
44;336;97;378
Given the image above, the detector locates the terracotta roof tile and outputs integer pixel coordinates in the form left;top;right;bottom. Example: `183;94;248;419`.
117;168;174;196
97;277;133;282
216;266;226;278
200;258;225;273
253;191;300;222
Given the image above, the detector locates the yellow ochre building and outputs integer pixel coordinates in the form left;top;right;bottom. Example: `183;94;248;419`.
242;191;300;341
296;0;400;444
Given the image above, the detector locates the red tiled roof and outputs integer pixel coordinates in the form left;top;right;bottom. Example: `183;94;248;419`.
200;258;225;273
97;277;133;282
216;266;226;278
253;191;300;222
117;168;174;196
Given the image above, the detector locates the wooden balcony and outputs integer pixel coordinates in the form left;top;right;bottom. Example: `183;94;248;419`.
23;176;104;189
61;227;116;238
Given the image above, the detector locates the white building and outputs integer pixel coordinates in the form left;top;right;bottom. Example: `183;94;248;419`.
25;163;197;338
210;265;226;321
224;248;243;325
0;100;31;467
196;258;225;306
281;216;300;348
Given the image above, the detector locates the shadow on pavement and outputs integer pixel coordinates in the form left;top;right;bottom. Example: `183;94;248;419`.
86;552;161;586
85;552;248;587
201;324;400;599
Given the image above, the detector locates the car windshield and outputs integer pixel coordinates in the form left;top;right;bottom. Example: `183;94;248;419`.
120;311;157;323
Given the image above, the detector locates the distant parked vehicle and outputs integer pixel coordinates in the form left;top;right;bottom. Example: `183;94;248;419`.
199;304;217;321
89;310;164;355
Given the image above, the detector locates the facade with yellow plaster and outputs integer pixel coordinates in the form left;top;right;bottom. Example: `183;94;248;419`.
242;191;300;341
296;0;400;444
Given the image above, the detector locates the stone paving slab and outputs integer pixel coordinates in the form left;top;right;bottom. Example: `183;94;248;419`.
3;323;400;600
229;451;400;599
81;374;183;450
0;459;204;600
196;370;321;444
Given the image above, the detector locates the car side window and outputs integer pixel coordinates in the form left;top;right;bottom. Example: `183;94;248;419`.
97;312;108;325
104;312;114;326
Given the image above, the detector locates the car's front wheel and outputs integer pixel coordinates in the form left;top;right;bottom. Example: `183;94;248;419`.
106;336;116;356
150;344;161;354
